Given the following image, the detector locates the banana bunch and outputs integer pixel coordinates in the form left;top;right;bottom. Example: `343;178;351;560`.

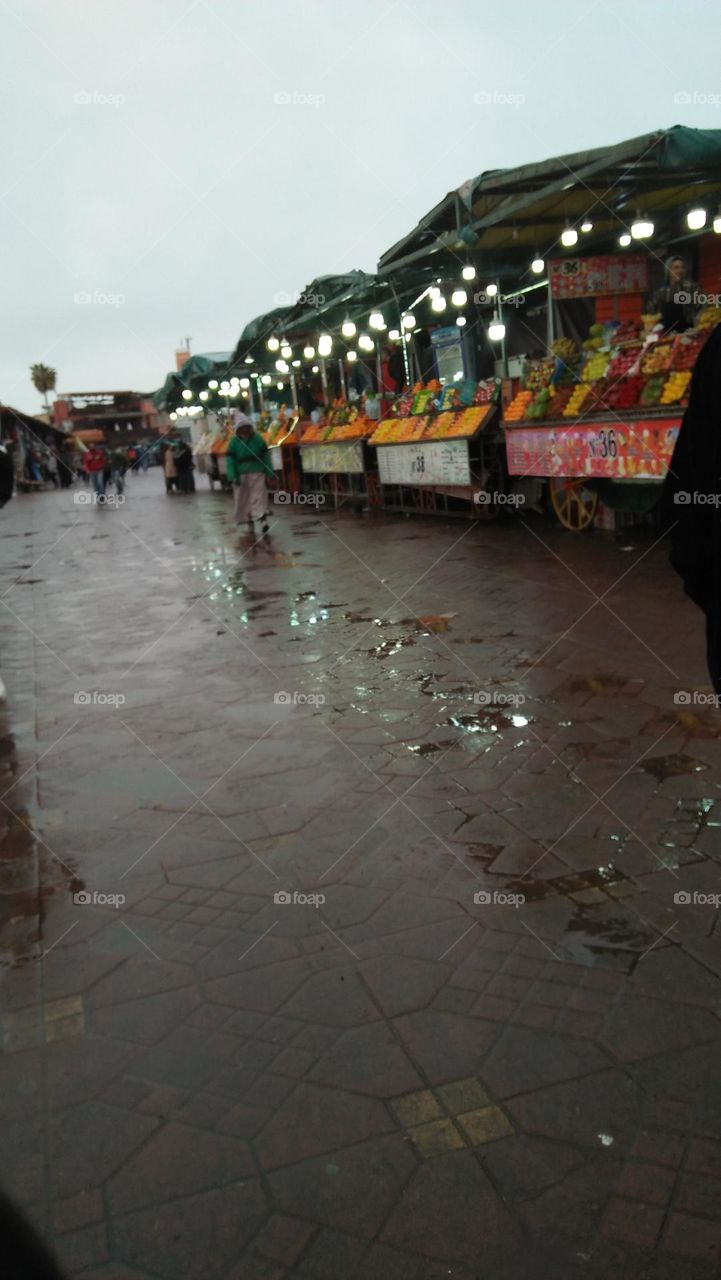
551;337;577;364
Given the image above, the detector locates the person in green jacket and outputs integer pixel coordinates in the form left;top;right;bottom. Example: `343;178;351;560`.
226;414;273;534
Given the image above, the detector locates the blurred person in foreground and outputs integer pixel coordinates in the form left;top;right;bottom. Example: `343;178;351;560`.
662;323;721;695
226;413;273;535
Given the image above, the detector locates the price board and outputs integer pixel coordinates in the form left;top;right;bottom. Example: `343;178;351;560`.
300;442;365;474
549;254;648;299
505;419;679;480
377;440;471;487
269;446;283;471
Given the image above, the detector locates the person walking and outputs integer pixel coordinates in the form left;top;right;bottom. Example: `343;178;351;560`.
110;446;127;496
43;450;59;488
58;447;74;488
83;444;107;498
226;414;273;534
163;442;179;494
175;441;195;494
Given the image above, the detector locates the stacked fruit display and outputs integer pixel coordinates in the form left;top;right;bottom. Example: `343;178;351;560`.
524;359;555;391
671;331;709;370
504;389;533;421
606;344;642;380
605;375;644;410
612;319;641;342
582;350;610;382
582;323;606;351
697;306;721;330
526;387;553;420
546;386;574;417
327;417;375;441
584;379;611;413
639;374;667;407
562;384;590;417
660;370;692;404
641;342;673;375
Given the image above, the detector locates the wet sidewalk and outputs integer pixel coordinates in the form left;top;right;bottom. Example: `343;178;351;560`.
1;469;721;1279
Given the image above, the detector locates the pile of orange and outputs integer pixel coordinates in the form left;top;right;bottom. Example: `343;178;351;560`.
504;390;533;422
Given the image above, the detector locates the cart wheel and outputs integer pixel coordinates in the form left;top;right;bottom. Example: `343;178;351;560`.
548;477;598;531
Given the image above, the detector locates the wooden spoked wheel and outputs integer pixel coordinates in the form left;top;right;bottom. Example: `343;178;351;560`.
549;476;598;531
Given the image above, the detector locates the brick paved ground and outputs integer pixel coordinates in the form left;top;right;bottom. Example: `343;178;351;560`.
1;469;721;1279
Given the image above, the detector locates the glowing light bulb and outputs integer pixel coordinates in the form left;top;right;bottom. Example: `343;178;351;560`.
631;216;654;239
451;289;467;307
462;265;476;281
341;319;356;338
402;313;416;329
267;336;280;351
687;207;707;230
531;257;545;274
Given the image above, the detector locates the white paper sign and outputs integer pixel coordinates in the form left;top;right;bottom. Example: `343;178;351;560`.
300;442;365;474
269;446;283;471
376;440;470;487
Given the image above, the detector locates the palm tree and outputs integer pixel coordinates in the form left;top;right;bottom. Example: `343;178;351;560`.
30;363;57;413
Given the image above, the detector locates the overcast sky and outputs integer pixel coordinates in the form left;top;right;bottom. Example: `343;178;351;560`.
3;0;721;413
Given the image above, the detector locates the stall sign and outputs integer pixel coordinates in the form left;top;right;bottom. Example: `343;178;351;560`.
269;446;283;471
300;442;364;474
377;439;470;486
505;419;679;480
549;255;648;299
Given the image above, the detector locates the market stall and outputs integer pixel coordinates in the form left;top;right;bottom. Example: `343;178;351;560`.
503;306;719;528
369;377;503;517
298;400;378;509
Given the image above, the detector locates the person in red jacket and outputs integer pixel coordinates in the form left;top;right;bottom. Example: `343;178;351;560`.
83;445;107;498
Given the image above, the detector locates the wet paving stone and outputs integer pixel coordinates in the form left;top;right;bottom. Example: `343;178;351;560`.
2;475;721;1274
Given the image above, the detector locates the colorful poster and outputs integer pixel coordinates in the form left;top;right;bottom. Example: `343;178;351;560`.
549;255;648;299
505;419;679;480
377;440;470;486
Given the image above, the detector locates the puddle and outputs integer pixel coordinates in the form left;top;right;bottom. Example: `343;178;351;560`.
448;709;535;733
365;637;417;660
0;729;81;967
640;754;709;781
409;740;456;757
560;913;662;968
569;675;627;696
